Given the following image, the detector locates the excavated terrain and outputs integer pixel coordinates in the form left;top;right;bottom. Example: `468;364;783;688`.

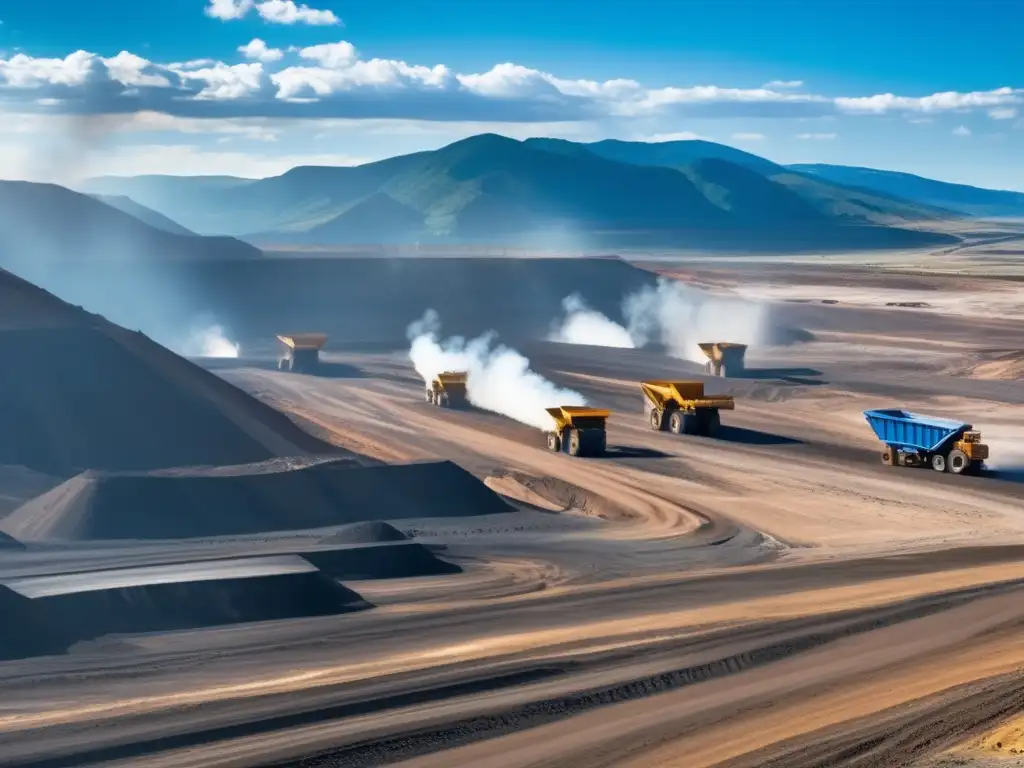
1;256;1023;768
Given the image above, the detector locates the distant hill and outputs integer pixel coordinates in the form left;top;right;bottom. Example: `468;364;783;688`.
0;181;263;337
90;194;195;235
563;138;785;175
0;181;259;265
789;164;1024;219
80;135;959;251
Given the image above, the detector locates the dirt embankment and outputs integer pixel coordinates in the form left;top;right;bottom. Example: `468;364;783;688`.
0;267;353;478
0;556;368;662
948;350;1024;381
2;459;513;541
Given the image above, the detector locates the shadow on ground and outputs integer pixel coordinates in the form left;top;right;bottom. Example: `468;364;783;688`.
714;426;805;446
600;446;674;460
739;367;826;386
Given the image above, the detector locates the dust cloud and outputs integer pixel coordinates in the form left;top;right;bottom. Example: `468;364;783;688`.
623;278;768;362
182;323;241;358
408;310;586;431
548;293;636;348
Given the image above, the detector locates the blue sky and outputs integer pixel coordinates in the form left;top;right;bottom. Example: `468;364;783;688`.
1;0;1021;188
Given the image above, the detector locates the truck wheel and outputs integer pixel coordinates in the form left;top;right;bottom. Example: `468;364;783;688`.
546;432;561;452
425;389;434;404
931;453;947;473
568;429;582;457
650;408;664;431
668;410;684;434
881;446;895;466
947;449;969;475
703;410;721;437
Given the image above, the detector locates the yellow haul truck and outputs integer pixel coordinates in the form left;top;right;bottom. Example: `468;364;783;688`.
545;406;609;457
277;333;328;373
698;342;748;377
642;380;734;437
425;371;469;408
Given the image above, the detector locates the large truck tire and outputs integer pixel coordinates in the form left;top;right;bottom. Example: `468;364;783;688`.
568;429;582;457
425;388;434;404
947;448;970;474
670;412;701;435
668;411;684;434
931;453;947;473
649;408;665;431
547;432;561;452
881;446;896;466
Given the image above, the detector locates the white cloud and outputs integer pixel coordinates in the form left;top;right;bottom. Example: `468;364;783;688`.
273;59;450;99
0;50;98;88
952;125;971;136
238;39;284;63
256;0;340;25
205;0;254;20
170;61;263;100
206;0;339;25
297;41;357;69
0;40;1021;130
989;106;1018;120
764;80;804;88
731;132;764;141
796;132;837;140
837;87;1022;113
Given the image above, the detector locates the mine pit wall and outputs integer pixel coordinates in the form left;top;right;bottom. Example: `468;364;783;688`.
30;257;659;348
0;570;368;662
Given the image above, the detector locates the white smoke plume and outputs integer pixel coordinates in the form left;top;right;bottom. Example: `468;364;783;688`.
408;310;586;431
623;278;768;362
183;323;241;358
548;293;636;348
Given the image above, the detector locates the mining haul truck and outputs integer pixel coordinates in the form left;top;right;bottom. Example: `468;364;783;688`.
545;406;609;457
698;342;748;377
864;408;990;475
277;333;327;373
642;380;734;437
426;371;469;408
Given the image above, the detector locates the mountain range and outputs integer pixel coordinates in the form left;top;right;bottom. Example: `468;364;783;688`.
0;134;1018;257
788;164;1024;219
82;134;989;251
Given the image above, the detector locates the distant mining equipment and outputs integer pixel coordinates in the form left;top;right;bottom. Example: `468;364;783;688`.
277;333;328;374
699;342;748;377
426;371;469;408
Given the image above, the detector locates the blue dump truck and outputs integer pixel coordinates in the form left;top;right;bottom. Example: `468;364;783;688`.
864;408;989;475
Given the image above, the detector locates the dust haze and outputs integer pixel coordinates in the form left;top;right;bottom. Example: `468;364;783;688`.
624;278;769;362
408;309;586;430
182;322;241;358
548;293;636;348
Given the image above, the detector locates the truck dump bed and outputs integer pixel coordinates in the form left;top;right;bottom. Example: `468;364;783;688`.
277;333;328;351
698;342;748;377
864;409;971;452
545;406;610;433
641;381;735;410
